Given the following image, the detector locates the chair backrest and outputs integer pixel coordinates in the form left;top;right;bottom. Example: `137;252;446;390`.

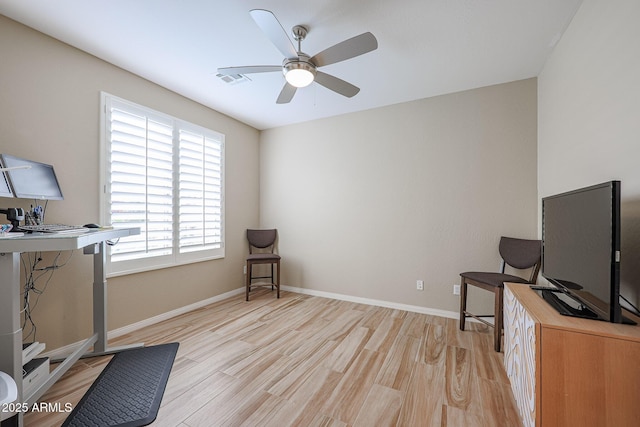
499;236;542;283
247;229;277;254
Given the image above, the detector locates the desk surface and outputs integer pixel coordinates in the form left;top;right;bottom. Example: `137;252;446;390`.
0;228;139;253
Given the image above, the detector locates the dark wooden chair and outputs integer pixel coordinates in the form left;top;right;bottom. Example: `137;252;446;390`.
246;229;280;301
459;236;541;352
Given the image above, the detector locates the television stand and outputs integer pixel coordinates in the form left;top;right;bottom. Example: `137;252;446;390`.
504;283;640;427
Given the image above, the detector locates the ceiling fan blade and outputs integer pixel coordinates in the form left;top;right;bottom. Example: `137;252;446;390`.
250;9;298;59
310;32;378;67
217;65;282;75
314;71;360;98
276;82;297;104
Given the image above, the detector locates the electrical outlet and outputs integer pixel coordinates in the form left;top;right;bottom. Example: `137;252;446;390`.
416;280;424;291
243;265;247;274
453;284;461;295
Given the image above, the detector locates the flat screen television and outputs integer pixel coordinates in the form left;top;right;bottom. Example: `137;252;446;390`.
539;180;634;324
0;154;64;200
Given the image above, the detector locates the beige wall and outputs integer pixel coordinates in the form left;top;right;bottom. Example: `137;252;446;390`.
538;0;640;306
1;11;542;349
260;79;538;314
0;16;261;349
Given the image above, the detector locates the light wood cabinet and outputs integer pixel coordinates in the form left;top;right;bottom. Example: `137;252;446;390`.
503;283;640;427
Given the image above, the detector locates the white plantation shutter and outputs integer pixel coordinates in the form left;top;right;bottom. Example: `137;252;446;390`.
102;93;224;276
109;108;174;262
178;129;223;255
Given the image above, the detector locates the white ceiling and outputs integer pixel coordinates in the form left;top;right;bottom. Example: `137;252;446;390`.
0;0;583;130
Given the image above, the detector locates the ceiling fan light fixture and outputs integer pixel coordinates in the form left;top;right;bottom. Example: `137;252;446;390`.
283;58;316;88
286;68;314;87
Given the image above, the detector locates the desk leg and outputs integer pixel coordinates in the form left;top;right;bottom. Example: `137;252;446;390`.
0;253;23;426
92;241;108;354
81;242;142;358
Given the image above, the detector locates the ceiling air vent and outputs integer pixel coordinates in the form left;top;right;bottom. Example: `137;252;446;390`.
216;73;252;85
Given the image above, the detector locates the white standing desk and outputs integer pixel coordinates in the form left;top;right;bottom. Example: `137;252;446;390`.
0;228;140;426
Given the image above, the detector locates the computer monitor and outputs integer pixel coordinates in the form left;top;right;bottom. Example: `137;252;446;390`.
0;170;13;198
0;154;64;200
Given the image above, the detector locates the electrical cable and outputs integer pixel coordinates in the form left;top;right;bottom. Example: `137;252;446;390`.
20;250;73;343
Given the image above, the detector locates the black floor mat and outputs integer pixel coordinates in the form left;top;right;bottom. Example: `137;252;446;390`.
62;342;179;427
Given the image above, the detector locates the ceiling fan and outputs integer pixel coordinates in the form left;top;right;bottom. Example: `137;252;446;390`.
217;9;378;104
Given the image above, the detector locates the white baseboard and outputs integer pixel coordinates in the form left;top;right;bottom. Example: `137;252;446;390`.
280;285;460;320
45;285;459;359
44;287;245;360
108;287;246;338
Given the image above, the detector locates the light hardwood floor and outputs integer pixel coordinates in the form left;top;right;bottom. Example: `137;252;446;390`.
25;290;522;426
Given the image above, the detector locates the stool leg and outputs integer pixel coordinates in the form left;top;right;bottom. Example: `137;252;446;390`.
494;286;504;352
271;263;274;290
275;260;280;298
459;277;467;331
246;262;251;301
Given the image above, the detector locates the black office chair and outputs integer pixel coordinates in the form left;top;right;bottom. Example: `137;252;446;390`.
459;236;541;352
246;229;280;301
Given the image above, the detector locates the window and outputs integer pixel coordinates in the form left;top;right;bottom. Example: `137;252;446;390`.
101;93;224;276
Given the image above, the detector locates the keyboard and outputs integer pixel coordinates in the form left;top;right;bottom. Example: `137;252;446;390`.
19;224;87;234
